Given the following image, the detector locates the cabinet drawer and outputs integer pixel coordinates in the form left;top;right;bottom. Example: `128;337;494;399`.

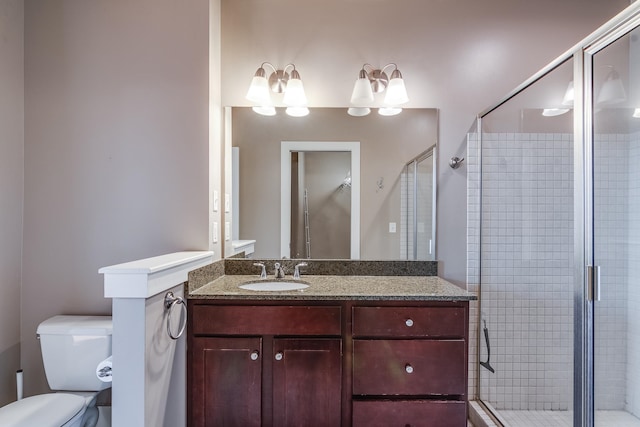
352;400;466;427
192;305;341;336
352;306;465;338
353;339;466;396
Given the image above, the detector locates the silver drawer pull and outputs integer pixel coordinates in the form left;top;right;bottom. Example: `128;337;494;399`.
405;364;414;374
250;351;259;361
405;318;414;327
275;352;283;361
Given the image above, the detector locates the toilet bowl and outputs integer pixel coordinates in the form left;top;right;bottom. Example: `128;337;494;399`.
0;315;112;427
0;393;92;427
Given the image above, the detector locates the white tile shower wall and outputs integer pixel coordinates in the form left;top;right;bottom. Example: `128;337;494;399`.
416;168;433;260
594;133;629;410
469;131;633;412
627;131;640;417
467;131;481;400
400;167;415;259
469;132;575;411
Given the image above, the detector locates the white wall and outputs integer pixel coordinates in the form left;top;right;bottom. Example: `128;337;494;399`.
221;0;629;285
21;0;210;395
0;0;24;407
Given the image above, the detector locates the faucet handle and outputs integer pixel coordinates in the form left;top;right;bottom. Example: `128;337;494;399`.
293;262;308;280
253;263;267;279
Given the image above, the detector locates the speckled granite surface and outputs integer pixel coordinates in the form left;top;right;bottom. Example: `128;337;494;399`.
187;258;474;301
190;275;474;301
223;258;438;277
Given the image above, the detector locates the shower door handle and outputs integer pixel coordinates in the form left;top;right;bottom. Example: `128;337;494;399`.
587;265;601;302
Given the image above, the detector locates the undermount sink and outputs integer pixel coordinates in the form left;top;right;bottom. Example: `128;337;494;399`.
239;281;309;291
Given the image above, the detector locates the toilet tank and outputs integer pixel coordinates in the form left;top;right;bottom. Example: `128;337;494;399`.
37;315;113;392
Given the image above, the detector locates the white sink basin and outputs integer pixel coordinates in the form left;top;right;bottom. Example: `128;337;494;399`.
239;281;309;291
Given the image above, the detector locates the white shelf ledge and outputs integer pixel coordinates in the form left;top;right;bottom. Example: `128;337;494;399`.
99;251;214;298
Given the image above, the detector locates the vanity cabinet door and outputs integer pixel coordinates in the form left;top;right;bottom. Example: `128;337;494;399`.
272;338;342;427
191;337;262;427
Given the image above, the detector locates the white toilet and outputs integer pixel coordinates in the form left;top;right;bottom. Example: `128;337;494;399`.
0;315;113;427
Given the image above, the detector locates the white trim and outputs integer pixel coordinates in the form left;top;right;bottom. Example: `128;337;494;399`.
100;251;214;298
280;141;360;259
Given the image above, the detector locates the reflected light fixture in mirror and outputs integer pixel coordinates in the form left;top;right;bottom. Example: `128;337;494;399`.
347;107;371;117
246;62;309;117
562;81;574;106
597;66;626;105
541;80;574;117
348;63;409;116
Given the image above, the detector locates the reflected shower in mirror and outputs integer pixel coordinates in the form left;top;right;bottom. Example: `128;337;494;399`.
290;151;352;259
228;107;438;260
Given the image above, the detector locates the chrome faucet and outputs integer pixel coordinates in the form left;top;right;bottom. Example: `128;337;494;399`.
253;262;267;279
274;262;285;279
293;262;307;280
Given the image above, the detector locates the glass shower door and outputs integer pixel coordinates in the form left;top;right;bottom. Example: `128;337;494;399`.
591;25;640;427
477;58;576;426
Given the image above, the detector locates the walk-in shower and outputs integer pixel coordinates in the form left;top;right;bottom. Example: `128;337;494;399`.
402;147;436;261
468;3;640;426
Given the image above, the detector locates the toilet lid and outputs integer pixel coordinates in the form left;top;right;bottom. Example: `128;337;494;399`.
0;393;85;427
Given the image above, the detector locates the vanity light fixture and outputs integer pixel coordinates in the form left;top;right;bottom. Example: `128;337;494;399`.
348;63;409;117
246;62;309;117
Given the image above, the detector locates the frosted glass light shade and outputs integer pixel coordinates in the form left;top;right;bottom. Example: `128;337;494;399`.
246;75;272;105
350;77;374;106
282;77;307;106
347;107;371;117
597;69;626;105
384;76;409;106
562;81;574;106
378;107;402;116
633;108;640;118
252;105;276;116
542;108;570;117
285;106;309;117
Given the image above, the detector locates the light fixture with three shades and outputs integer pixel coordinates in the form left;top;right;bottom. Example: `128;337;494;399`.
245;62;309;117
348;63;409;117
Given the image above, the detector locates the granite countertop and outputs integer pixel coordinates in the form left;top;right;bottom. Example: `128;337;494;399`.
189;274;475;301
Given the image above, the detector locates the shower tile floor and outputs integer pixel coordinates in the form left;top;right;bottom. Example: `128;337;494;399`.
497;410;640;427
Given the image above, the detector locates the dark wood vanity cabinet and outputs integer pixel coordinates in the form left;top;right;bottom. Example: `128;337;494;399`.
188;300;469;427
351;305;468;427
188;303;343;427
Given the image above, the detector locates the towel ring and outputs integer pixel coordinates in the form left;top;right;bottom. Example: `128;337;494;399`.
164;291;187;340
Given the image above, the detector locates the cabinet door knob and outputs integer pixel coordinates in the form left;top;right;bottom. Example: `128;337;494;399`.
405;318;414;327
275;352;283;361
250;351;259;361
405;364;414;374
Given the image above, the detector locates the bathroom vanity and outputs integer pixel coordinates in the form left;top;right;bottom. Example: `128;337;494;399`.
186;260;475;427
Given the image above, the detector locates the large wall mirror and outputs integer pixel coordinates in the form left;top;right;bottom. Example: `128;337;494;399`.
225;107;438;260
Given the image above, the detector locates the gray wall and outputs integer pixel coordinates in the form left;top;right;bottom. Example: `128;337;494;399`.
21;0;210;395
0;0;24;407
221;0;629;284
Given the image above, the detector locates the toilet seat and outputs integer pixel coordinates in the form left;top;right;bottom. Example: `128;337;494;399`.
0;393;86;427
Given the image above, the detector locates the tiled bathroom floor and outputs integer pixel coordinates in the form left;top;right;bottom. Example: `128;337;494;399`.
498;410;640;427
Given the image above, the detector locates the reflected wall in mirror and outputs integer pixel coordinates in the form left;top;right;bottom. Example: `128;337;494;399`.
228;107;438;260
282;141;360;260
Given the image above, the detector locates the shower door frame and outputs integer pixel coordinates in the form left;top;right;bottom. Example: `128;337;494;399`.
475;3;640;426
